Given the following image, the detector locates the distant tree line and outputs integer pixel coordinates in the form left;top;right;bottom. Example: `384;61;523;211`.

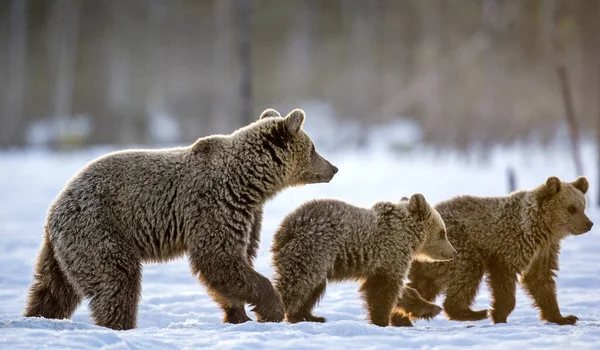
0;0;599;151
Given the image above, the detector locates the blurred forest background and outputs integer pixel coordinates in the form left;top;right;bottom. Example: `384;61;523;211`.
0;0;599;153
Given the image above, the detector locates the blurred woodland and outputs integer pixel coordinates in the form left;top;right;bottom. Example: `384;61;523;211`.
0;0;599;151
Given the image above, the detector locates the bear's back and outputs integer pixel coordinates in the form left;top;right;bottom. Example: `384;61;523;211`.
47;147;193;251
434;193;529;259
273;199;375;254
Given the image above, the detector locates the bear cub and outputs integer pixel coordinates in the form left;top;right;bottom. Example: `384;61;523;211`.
271;194;456;326
397;176;593;326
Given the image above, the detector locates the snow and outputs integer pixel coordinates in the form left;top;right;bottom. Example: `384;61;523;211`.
1;142;599;349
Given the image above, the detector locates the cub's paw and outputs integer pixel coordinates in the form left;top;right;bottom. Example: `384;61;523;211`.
548;315;578;326
445;308;488;322
410;303;443;320
223;307;252;324
306;315;326;323
491;311;508;324
390;313;414;327
287;313;326;323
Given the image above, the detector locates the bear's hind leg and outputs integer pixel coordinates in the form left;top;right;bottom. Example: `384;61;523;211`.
24;235;82;320
360;273;402;327
60;233;143;331
443;261;488;322
286;282;327;323
486;260;517;324
87;259;142;330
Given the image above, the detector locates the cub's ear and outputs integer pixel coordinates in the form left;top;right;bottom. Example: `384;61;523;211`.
400;196;409;201
572;176;589;194
543;176;562;196
283;109;305;135
259;108;281;120
408;193;428;215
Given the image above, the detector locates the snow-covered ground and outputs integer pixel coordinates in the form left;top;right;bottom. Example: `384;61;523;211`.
1;141;599;349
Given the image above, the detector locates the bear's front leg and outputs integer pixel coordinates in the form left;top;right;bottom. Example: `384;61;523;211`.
215;207;265;324
190;248;284;323
520;243;577;325
360;272;402;327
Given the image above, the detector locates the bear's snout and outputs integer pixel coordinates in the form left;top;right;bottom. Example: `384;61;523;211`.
587;220;594;231
318;162;338;183
444;250;457;261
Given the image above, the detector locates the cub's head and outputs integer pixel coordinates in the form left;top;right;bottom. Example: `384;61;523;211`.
535;176;593;236
256;108;338;186
405;194;456;262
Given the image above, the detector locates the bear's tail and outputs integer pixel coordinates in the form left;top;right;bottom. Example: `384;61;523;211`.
24;229;82;320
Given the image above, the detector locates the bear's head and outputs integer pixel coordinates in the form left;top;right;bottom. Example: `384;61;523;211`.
405;193;456;262
257;108;338;186
535;176;593;236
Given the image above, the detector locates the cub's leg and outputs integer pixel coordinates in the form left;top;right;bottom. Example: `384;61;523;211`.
397;286;443;320
443;259;488;321
391;264;443;326
521;244;577;325
485;258;517;323
360;272;402;327
24;232;82;320
286;282;327;323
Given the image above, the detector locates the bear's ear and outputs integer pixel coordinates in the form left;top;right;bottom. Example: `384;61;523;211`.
572;176;589;194
400;196;409;201
542;176;562;196
283;109;305;135
259;108;281;120
191;136;221;155
408;193;428;215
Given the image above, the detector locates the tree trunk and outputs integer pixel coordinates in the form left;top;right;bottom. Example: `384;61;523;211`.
211;0;235;134
557;65;584;177
597;0;600;206
144;0;167;144
49;0;80;147
1;0;28;147
235;0;253;127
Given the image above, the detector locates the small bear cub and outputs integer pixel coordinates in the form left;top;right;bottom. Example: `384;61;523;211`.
396;176;594;326
271;194;456;326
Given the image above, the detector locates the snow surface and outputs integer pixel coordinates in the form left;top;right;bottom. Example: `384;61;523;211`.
1;142;600;349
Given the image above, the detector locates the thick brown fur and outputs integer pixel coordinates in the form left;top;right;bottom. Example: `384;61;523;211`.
271;194;456;327
24;108;338;330
397;176;593;326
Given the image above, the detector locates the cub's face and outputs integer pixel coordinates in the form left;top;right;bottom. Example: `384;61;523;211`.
405;194;456;262
261;109;338;186
538;176;593;236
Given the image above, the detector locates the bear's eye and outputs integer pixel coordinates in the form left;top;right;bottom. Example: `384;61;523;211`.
439;230;446;239
310;143;316;155
567;205;577;214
